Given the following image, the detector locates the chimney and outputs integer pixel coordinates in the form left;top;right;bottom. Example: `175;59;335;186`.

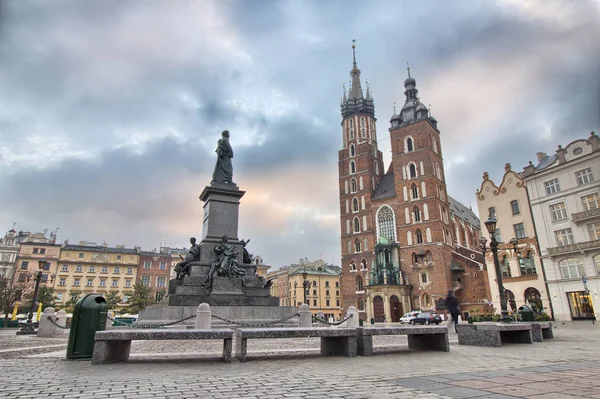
536;152;547;162
522;161;535;177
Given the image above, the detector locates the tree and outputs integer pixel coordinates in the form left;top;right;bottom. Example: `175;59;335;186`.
21;286;56;314
127;282;154;314
0;275;32;328
104;291;122;310
62;290;84;313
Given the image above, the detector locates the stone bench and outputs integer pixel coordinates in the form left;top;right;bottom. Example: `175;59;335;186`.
357;326;449;356
235;327;357;362
530;322;553;342
92;329;234;364
456;323;533;347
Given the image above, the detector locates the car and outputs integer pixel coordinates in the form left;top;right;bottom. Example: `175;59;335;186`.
412;312;442;325
399;312;419;324
17;318;39;328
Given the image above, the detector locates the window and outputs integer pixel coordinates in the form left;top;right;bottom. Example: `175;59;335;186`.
411;183;418;199
62;265;68;272
360;117;366;137
421;273;428;283
116;255;122;261
40;248;46;254
559;258;585;279
325;281;330;287
312;289;317;296
353;218;360;233
494;228;503;243
157;276;166;287
519;250;536;275
56;293;63;303
42;262;50;271
413;206;421;222
350;261;356;271
101;266;108;273
416;229;423;244
361;259;367;270
356;276;363;291
325;289;330;296
125;280;131;288
513;223;526;239
313;299;317;307
326;299;330;307
582;193;600;211
33;248;38;254
545;179;560;195
488;207;496;219
351;178;357;193
127;267;133;275
352;198;359;212
549;202;568;221
114;266;120;274
588;223;600;240
349;144;355;157
335;282;339;288
78;253;84;259
407;137;414;152
595;254;600;274
86;279;94;287
336;290;339;296
409;164;417;178
21;261;28;270
144;261;151;269
555;228;574;246
511;200;520;215
59;278;66;286
575;168;594;185
354;239;361;253
100;280;106;287
350;161;356;174
75;265;82;273
500;254;512;277
89;266;95;273
18;274;26;282
159;262;167;270
73;279;81;287
377;206;396;241
112;280;119;287
123;296;129;303
141;275;151;286
336;299;340;306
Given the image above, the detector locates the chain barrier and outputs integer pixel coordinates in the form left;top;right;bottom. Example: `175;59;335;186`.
312;314;353;326
210;312;300;327
45;316;70;329
106;314;196;329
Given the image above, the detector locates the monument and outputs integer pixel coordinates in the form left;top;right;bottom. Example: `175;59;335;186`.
137;130;294;326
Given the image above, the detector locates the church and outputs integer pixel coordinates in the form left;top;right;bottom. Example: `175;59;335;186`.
338;43;491;322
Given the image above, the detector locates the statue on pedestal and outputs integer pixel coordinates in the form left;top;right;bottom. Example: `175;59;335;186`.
203;236;246;287
174;237;200;280
240;238;253;264
212;130;234;184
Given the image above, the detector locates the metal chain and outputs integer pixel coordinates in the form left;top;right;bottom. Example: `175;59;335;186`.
106;314;196;329
45;316;70;329
210;312;300;327
313;314;353;326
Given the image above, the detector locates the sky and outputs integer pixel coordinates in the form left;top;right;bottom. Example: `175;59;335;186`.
0;0;599;268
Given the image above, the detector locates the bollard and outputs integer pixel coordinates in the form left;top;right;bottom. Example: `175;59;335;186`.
346;306;359;327
317;311;325;321
298;304;312;327
106;311;115;330
37;307;56;338
195;303;211;329
54;310;67;336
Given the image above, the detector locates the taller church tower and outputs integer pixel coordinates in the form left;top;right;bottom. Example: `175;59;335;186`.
338;42;384;313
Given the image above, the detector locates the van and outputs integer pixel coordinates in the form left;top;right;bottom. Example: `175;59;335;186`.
399;311;419;324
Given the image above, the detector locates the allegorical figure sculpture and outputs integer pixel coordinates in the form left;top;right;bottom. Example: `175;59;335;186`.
212;130;234;184
240;238;253;264
203;236;246;287
174;237;200;280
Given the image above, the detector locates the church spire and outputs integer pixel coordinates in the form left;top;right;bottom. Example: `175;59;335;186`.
340;40;374;119
349;40;363;100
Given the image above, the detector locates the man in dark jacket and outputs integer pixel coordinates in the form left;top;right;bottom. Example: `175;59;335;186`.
444;290;460;333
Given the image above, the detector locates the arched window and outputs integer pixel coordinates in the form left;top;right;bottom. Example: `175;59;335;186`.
421;273;428;284
519;250;537;275
524;287;543;314
377;206;396;242
350;261;356;271
355;239;361;253
422;293;431;308
425;250;433;264
413;206;421;222
347;240;352;254
595;254;600;274
363;238;368;252
360;117;366;137
559;258;585;279
409;163;417;178
361;259;367;270
349;144;355;157
411;183;418;199
351;178;357;193
358;297;365;310
356;276;364;291
344;180;349;194
432;136;438;153
352;198;359;212
416;229;423;244
353;217;360;233
374;160;379;175
407;137;414;152
501;254;512;277
412;252;418;265
349;119;355;139
350;161;356;174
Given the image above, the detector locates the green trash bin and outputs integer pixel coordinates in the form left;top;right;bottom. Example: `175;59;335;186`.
518;305;534;322
66;293;108;359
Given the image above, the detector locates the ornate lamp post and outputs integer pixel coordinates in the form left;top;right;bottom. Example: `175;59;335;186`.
17;259;48;335
479;218;511;323
301;270;311;305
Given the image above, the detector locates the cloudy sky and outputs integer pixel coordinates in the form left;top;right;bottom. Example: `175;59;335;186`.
0;0;598;268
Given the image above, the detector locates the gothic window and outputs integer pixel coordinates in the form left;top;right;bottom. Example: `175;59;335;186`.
416;229;423;244
355;239;361;253
412;253;418;265
432;136;438;153
349;119;355;139
421;273;428;283
406;137;414;152
344;180;348;194
350;161;356;174
413;206;421;222
350;261;356;271
361;259;367;270
353;217;360;233
346;219;350;234
360;117;366;138
352;198;359;212
409;163;417;178
359;176;364;190
349;144;355;157
374;160;379;175
363;238;368;252
347;240;352;253
411;183;418;199
425;250;433;264
356;276;364;291
377;206;396;242
351;178;357;193
501;254;512;277
426;227;432;243
358;298;365;310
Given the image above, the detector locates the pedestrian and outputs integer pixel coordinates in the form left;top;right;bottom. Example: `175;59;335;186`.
383;315;387;323
444;289;460;333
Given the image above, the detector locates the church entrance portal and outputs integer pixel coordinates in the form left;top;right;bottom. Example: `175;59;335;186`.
373;296;385;322
390;295;402;322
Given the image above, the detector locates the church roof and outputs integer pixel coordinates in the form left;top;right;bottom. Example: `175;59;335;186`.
448;196;481;229
372;172;396;200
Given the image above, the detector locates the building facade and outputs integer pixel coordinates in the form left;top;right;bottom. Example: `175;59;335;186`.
476;163;552;317
137;250;172;302
522;132;599;321
0;228;20;279
338;45;490;322
15;231;61;288
55;242;140;307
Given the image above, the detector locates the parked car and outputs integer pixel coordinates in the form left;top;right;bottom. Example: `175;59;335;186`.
411;312;442;325
399;312;419;324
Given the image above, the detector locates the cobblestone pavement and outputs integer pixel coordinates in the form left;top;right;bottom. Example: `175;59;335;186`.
0;322;598;398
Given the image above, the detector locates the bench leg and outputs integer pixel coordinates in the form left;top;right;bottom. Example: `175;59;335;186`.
222;338;232;363
357;335;373;356
457;326;501;347
500;330;533;344
542;326;553;340
235;337;247;362
408;334;449;352
92;340;131;365
531;324;543;342
320;336;357;357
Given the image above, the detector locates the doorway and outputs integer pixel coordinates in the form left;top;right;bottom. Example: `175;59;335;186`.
390;295;402;322
373;296;385;322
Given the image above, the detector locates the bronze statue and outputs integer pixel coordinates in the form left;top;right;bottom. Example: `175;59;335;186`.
212;130;234;184
203;236;246;287
174;237;200;280
240;238;253;264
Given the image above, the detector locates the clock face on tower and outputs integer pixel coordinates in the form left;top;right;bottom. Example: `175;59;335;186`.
404;110;414;121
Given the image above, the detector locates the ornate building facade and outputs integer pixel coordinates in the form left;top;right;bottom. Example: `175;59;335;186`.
0;228;20;279
338;44;490;322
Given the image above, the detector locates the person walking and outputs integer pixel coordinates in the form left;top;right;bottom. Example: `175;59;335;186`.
444;290;460;333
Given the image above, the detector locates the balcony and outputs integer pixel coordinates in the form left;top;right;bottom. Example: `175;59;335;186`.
547;239;600;257
572;208;600;224
412;261;434;270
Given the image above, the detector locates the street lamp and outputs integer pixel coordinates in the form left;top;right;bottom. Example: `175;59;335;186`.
301;270;311;305
479;218;511;323
17;259;48;335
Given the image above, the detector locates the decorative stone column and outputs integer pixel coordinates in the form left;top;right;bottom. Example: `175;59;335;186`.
195;303;211;329
383;294;391;322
